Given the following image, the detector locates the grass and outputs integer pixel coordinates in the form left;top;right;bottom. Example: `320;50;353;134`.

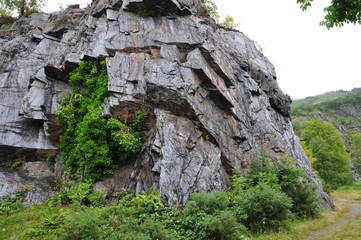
331;190;361;201
315;213;361;240
331;183;361;201
248;205;343;240
0;205;72;240
336;183;361;190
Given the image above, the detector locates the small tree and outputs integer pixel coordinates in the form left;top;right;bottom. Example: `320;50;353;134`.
0;0;45;18
202;0;220;21
219;16;240;29
202;0;239;29
301;117;353;190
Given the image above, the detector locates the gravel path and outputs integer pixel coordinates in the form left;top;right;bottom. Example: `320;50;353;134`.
302;199;361;240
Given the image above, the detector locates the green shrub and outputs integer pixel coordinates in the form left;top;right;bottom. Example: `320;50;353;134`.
118;190;164;216
58;208;112;240
236;183;293;232
249;148;277;174
247;151;322;218
142;219;180;240
46;182;106;207
229;168;252;195
203;211;246;240
175;191;246;239
43;154;57;170
26;213;65;238
0;191;24;216
155;207;207;239
277;162;321;218
185;191;229;215
0;160;24;168
56;61;147;182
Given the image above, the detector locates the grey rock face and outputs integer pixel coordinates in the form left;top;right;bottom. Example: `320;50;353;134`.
0;0;333;209
0;162;57;205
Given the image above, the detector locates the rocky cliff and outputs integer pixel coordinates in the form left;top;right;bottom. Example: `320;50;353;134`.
0;0;333;209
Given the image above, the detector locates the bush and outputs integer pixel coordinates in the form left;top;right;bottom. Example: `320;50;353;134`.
246;151;322;218
118;190;164;217
0;191;24;216
181;191;246;239
203;211;246;240
236;183;293;232
278;163;321;218
155;206;207;239
142;219;179;240
185;191;229;214
58;208;112;240
46;182;106;207
56;61;147;182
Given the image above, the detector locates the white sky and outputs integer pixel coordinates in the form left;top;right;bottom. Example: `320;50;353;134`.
44;0;361;99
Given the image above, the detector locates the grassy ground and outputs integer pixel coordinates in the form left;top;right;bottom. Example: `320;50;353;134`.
249;183;361;240
1;184;360;240
0;206;67;240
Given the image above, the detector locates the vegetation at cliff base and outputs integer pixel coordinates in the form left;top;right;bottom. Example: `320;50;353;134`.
0;150;324;239
3;184;360;240
0;191;24;216
56;60;147;182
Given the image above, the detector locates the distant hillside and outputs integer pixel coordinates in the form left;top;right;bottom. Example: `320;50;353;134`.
291;87;361;135
292;88;361;110
291;88;361;180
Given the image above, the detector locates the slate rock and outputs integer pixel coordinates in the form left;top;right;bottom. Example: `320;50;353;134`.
0;0;333;210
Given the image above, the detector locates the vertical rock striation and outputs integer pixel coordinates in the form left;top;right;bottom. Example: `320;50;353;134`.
0;0;333;209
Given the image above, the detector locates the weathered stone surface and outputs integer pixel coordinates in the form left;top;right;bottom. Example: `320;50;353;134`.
0;162;57;205
0;0;333;209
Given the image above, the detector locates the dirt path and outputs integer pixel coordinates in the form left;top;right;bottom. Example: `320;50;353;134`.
302;199;361;240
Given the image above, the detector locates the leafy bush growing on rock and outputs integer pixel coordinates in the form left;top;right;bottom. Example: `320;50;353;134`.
46;181;106;207
56;61;147;182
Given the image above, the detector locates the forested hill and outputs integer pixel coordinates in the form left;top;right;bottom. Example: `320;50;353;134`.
292;88;361;132
292;88;361;112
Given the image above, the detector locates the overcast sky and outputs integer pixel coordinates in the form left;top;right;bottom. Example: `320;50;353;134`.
44;0;361;99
